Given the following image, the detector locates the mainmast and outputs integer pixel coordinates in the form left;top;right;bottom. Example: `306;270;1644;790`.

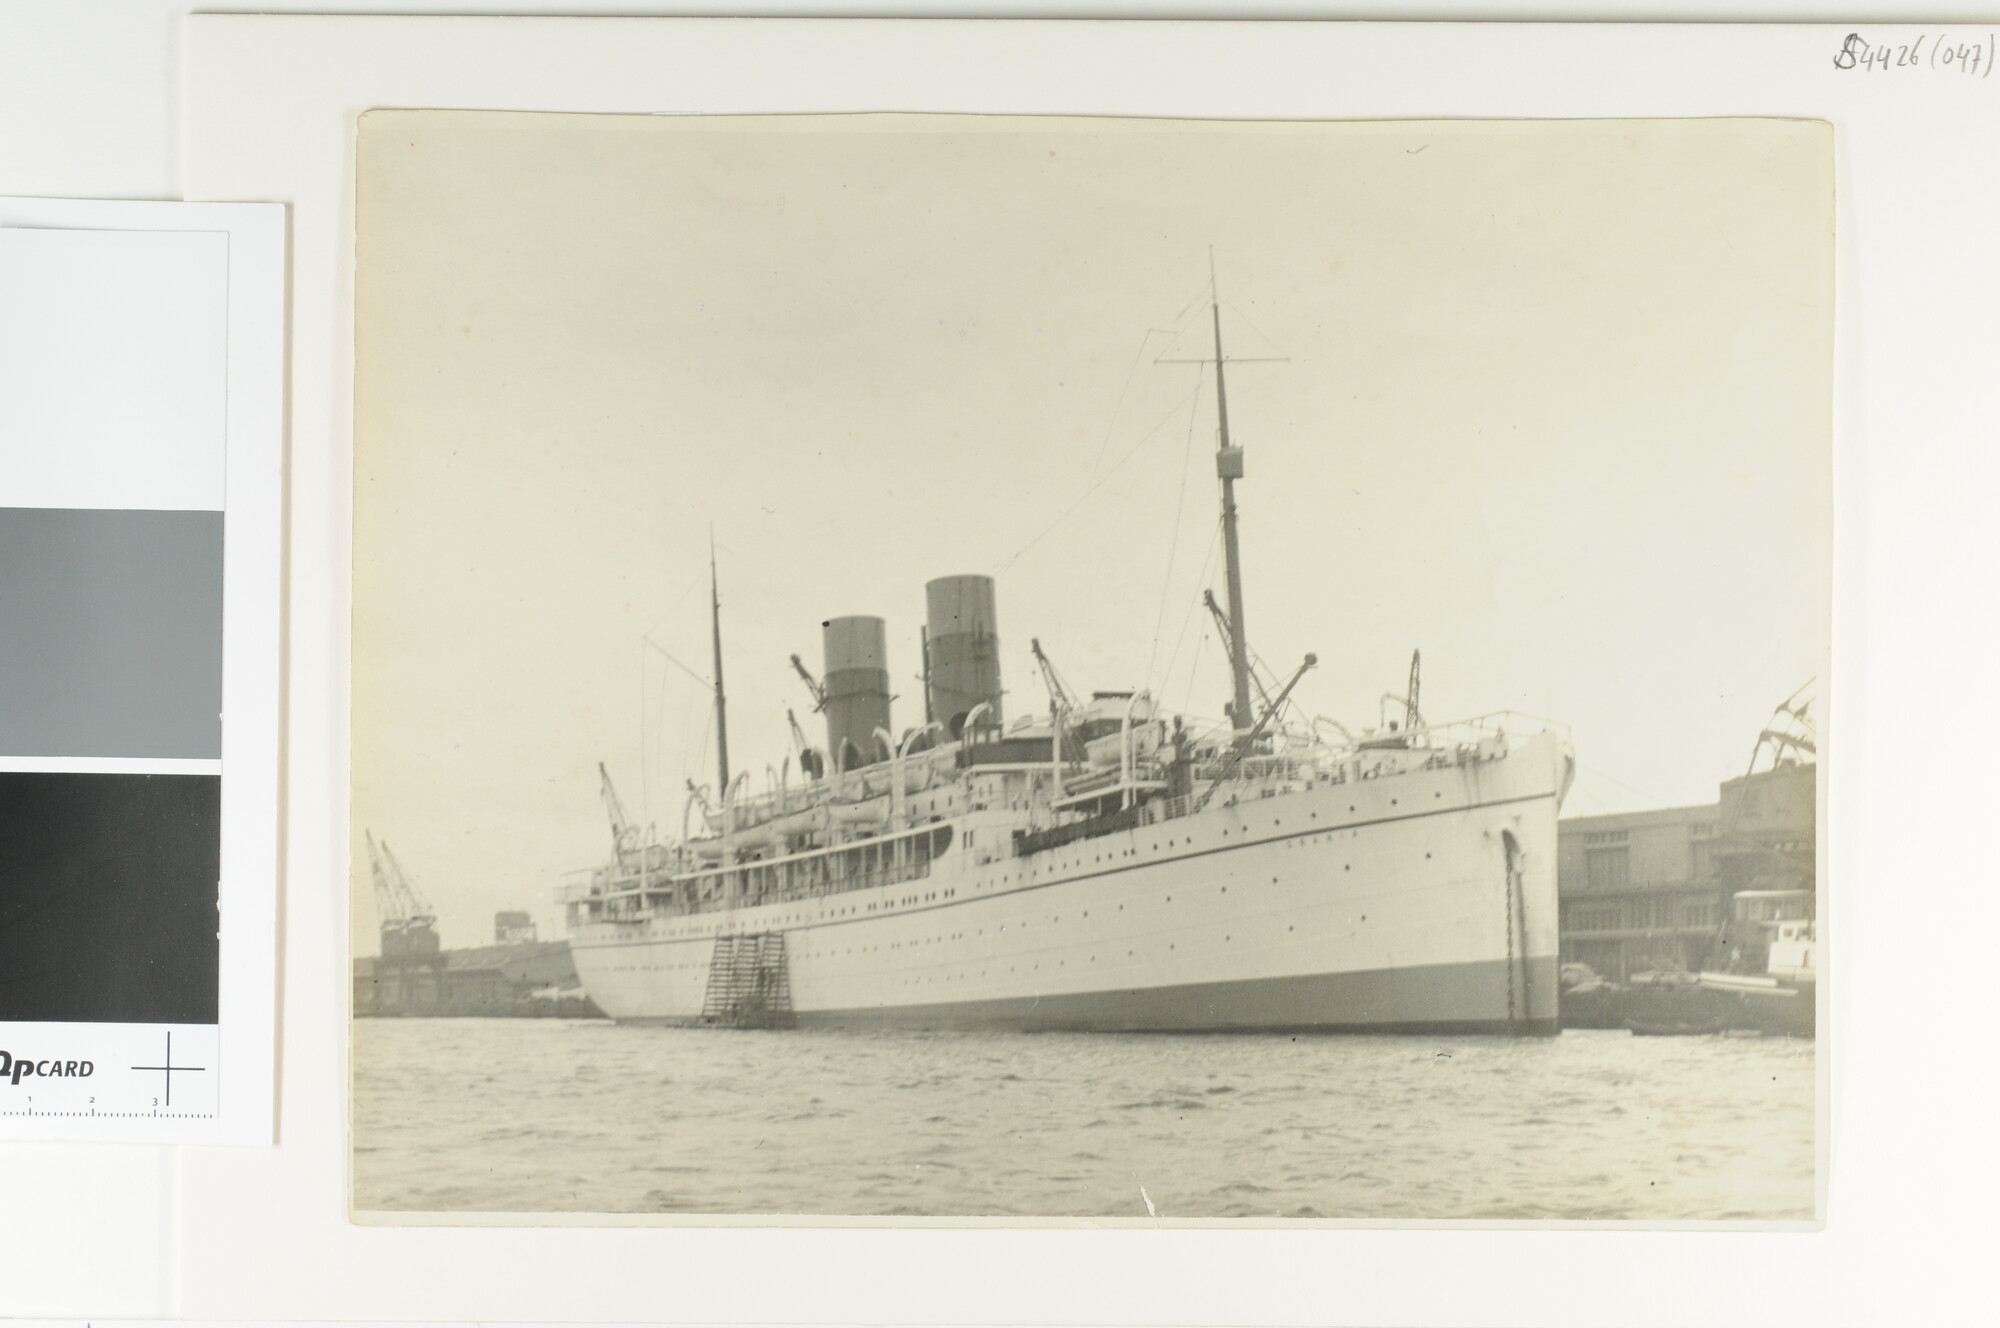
709;536;730;796
1212;290;1254;735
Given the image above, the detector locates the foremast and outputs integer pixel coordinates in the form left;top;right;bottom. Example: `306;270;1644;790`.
1211;290;1255;737
709;535;730;797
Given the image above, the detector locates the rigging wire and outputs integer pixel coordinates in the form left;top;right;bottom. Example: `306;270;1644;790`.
1159;521;1223;710
993;372;1210;574
1217;296;1289;364
635;565;713;839
644;635;714;690
1180;614;1212;717
1080;327;1176;495
640;641;648;842
1144;361;1208;688
639;568;709;647
1244;642;1312;730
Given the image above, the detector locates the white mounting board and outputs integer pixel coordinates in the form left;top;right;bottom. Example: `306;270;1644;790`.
109;11;2000;1326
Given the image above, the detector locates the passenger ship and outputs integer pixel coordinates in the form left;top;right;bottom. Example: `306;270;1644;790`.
561;296;1575;1033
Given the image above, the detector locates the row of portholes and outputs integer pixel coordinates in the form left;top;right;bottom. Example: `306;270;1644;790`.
858;915;1361;984
605;897;1379;978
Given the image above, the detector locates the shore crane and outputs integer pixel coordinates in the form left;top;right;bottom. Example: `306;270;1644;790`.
1747;680;1817;775
366;830;439;956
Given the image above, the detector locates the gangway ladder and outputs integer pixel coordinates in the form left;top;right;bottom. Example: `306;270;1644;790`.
700;932;795;1028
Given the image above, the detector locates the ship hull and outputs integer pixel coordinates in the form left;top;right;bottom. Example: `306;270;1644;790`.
686;957;1557;1034
570;731;1569;1034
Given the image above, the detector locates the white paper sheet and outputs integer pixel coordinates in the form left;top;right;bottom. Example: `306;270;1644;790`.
173;14;1999;1327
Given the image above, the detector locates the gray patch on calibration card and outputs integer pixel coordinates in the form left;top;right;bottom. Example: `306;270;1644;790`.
0;507;222;759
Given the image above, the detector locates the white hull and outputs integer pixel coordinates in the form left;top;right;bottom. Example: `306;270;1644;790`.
570;731;1569;1033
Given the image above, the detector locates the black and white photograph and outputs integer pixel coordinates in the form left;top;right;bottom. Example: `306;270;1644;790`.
349;111;1828;1223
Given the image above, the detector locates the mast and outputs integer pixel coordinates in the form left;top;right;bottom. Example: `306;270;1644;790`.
709;536;730;797
1212;289;1254;735
919;625;934;725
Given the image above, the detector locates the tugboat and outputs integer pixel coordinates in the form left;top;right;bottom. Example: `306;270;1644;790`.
1699;893;1816;1037
1696;685;1817;1037
1620;686;1818;1037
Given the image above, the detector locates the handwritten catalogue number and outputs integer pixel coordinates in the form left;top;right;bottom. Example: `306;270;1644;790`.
1833;31;1994;77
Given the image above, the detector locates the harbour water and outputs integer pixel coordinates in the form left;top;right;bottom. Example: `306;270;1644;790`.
352;1018;1815;1221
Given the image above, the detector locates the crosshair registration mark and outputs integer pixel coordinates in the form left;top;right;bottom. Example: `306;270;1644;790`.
131;1032;206;1107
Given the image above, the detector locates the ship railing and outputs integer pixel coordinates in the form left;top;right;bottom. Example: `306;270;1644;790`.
1307;710;1569;764
1413;710;1569;744
674;858;934;914
561;854;935;918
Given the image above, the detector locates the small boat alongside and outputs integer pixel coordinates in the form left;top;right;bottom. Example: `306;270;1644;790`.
1699;900;1815;1038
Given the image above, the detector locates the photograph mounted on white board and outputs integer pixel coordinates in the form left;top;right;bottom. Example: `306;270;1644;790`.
349;112;1828;1222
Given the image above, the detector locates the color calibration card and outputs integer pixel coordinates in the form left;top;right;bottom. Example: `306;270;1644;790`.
0;200;282;1143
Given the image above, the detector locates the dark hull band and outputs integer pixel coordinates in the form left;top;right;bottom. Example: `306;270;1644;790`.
616;955;1561;1036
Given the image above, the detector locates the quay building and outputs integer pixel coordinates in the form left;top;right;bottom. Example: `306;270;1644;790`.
1557;759;1816;982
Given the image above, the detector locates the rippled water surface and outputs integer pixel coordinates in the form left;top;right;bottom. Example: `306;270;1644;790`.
352;1018;1815;1220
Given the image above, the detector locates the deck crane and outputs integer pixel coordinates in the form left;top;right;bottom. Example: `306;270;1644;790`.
787;707;825;780
1193;653;1319;812
1202;590;1278;720
598;762;640;862
1029;637;1080;715
788;654;827;712
1377;649;1427;733
1030;637;1089;761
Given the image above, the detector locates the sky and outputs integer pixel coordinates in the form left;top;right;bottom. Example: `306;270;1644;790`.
351;112;1831;953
